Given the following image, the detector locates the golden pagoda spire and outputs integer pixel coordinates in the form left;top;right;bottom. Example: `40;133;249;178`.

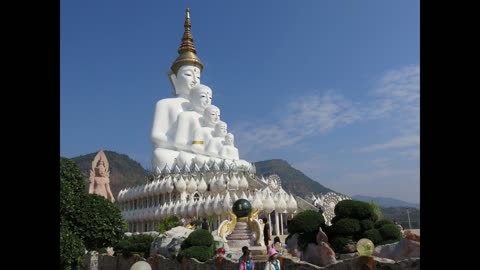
170;8;204;74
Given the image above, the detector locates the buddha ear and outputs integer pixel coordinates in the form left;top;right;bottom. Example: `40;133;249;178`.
167;71;178;96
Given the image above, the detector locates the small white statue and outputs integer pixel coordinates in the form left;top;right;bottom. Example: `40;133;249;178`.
219;133;239;160
191;105;220;153
205;121;227;156
173;84;212;149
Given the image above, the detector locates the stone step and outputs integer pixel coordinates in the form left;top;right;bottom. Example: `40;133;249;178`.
227;235;253;240
231;229;251;233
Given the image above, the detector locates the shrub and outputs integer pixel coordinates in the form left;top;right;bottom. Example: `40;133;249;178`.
374;219;394;229
330;215;341;225
156;216;183;234
60;157;125;253
191;219;203;227
288;210;325;234
183;229;213;248
73;194;126;250
60;224;85;270
330;237;354;253
334;200;375;220
379;224;402;243
178;246;214;262
330;218;361;236
114;234;155;258
369;200;383;222
362;229;383;245
296;231;319;251
360;219;374;231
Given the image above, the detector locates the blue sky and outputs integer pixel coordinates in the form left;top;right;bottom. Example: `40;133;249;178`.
61;0;419;203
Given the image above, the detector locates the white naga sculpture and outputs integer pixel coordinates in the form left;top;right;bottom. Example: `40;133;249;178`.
89;150;115;202
150;8;251;171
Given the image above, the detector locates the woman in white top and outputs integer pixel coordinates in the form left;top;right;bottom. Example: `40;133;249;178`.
264;248;281;270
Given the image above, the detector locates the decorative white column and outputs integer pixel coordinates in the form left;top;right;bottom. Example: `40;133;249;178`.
275;211;280;236
280;213;284;235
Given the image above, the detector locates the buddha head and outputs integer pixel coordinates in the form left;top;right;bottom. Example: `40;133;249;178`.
169;65;201;98
224;133;234;145
214;121;228;137
189;84;212;112
203;105;220;127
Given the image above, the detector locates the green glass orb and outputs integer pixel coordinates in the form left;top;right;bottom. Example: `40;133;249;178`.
356;238;374;256
232;199;252;218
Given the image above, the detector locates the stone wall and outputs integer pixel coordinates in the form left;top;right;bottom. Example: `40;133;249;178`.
84;254;419;270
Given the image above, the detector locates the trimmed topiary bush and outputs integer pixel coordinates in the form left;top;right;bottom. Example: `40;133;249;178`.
183;229;214;247
330;237;354;253
379;224;402;243
114;234;155;258
360;219;374;231
288;210;325;234
363;229;383;245
334;200;375;220
178;245;215;262
375;219;394;229
297;231;319;251
331;218;361;236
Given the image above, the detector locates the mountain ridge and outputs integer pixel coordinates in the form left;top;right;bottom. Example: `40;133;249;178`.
352;194;419;208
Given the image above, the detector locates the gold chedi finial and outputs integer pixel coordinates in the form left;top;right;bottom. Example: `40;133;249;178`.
170;7;204;75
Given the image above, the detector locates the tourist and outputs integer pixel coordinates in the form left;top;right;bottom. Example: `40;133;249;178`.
264;248;281;270
239;249;255;270
262;217;271;253
238;246;249;263
201;218;209;230
271;237;283;256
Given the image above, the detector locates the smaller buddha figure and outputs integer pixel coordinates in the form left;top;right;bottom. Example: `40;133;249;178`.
205;121;228;156
191;105;220;154
173;84;212;149
219;133;239;160
89;152;115;202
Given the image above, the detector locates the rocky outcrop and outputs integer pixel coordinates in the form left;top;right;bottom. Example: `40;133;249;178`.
373;238;420;261
149;226;193;258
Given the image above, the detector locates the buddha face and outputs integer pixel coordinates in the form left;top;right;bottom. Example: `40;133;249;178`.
204;105;220;126
190;84;212;112
225;133;234;145
173;65;201;97
215;122;228;137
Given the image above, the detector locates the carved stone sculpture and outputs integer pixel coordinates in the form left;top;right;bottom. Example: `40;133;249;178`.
88;150;115;202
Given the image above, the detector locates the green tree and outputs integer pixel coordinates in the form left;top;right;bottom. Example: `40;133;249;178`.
60;157;126;269
60;158;88;270
155;216;183;234
369;200;383;221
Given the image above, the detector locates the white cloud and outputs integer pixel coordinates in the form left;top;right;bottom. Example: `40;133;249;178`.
355;134;419;153
233;64;420;158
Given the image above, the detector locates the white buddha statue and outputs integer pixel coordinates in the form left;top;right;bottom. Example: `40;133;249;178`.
205;121;228;156
151;8;204;169
173;84;212;149
219;133;239;160
191;105;220;154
